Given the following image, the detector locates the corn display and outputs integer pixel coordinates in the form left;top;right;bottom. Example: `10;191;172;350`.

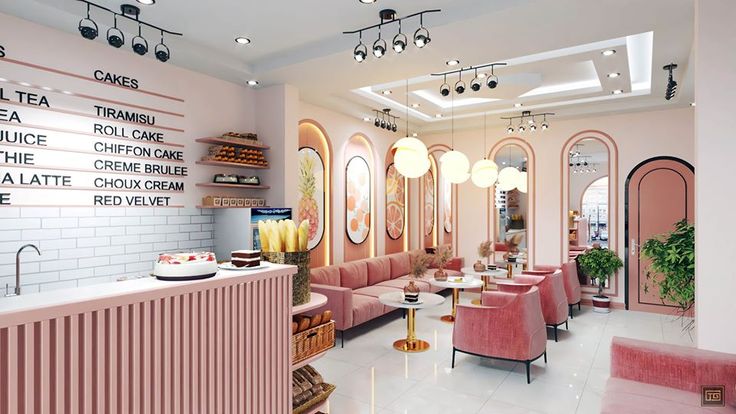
258;219;310;253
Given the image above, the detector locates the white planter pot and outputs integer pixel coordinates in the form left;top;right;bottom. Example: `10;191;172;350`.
592;295;611;313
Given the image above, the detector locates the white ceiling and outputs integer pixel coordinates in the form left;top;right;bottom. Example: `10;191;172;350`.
1;0;695;133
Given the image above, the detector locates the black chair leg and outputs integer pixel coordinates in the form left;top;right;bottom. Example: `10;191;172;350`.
340;330;344;348
451;348;456;368
543;350;547;363
525;361;531;384
554;325;558;342
565;320;569;330
403;309;406;319
569;304;573;319
578;302;581;311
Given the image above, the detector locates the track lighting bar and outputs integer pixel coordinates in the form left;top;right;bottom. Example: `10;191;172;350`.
432;63;507;95
372;109;400;133
430;62;507;77
346;9;440;62
77;0;182;36
343;9;441;35
502;111;555;134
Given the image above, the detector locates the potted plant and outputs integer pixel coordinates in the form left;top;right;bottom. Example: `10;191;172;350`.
433;245;453;281
577;246;623;313
641;219;695;331
404;252;430;303
475;241;493;272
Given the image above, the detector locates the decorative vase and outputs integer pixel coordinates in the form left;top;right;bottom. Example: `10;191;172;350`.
434;268;447;281
261;251;311;306
403;280;420;303
473;260;486;272
592;295;611;313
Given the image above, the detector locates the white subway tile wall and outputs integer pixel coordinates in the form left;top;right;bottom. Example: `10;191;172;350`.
0;207;214;294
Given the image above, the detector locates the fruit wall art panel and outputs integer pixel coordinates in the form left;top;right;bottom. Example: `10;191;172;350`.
443;176;452;233
385;163;406;240
424;168;435;237
346;156;371;244
297;147;325;250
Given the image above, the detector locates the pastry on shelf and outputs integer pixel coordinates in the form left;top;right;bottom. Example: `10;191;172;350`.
213;174;239;184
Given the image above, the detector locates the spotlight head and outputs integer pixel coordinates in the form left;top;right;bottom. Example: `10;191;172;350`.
392;124;397;132
507;126;514;134
486;75;498;89
132;35;148;56
541;122;549;130
107;27;125;48
665;79;678;100
353;42;367;62
518;125;525;133
440;83;450;97
372;38;386;58
392;33;407;53
569;162;573;167
413;27;431;48
78;17;98;40
155;42;170;62
470;78;482;92
374;118;380;127
380;119;386;128
454;80;466;95
530;124;537;132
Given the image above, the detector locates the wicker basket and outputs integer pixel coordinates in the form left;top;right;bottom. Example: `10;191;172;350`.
292;383;336;414
292;320;335;365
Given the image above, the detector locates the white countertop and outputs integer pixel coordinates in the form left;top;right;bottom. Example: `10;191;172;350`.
0;262;297;326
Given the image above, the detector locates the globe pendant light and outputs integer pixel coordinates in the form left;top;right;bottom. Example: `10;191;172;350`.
471;113;499;188
439;90;470;184
497;166;521;191
391;79;429;178
516;171;528;193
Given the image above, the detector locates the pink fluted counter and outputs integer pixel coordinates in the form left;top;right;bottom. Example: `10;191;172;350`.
0;263;297;414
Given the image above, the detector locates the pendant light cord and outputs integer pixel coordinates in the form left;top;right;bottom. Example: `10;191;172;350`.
451;91;455;150
405;78;410;137
483;112;487;159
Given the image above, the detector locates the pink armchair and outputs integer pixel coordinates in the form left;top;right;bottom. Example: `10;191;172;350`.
603;337;736;413
528;263;582;318
497;270;569;342
452;288;547;384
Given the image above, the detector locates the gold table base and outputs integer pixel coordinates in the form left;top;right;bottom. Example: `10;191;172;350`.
441;288;460;323
471;275;492;306
393;308;430;353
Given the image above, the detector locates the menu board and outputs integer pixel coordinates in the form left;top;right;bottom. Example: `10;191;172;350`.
0;43;189;207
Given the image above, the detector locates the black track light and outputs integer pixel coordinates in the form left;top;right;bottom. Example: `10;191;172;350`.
373;27;386;58
414;15;431;48
664;64;678;101
487;66;499;89
440;75;450;97
392;123;398;132
530;124;537;132
78;3;99;40
132;24;148;55
374;117;380;127
107;14;124;47
454;73;465;94
354;32;367;62
155;31;170;62
541;122;549;130
380;118;386;128
393;21;407;53
518;124;526;133
470;69;482;92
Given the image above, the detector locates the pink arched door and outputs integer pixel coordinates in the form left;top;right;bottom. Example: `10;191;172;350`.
626;157;694;313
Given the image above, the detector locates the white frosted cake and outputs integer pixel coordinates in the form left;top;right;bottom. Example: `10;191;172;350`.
153;252;218;281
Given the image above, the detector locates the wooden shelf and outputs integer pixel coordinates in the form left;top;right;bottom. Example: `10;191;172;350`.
196;137;270;150
196;160;269;170
292;293;327;315
196;205;269;209
292;348;331;371
196;183;270;190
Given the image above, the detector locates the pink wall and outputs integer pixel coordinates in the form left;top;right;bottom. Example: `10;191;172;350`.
420;108;694;303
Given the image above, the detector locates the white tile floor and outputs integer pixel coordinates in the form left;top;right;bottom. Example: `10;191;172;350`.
312;290;695;414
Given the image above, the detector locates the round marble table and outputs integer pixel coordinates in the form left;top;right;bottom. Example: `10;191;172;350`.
461;267;509;305
379;291;445;353
496;258;528;277
428;277;484;323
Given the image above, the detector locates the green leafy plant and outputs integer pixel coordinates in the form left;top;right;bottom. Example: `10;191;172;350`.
640;219;694;315
578;247;623;296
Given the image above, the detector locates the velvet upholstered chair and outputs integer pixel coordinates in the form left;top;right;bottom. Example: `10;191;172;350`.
527;263;582;318
497;270;569;341
452;288;547;384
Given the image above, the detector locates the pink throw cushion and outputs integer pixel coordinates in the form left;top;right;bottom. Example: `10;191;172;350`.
339;261;369;290
310;266;340;287
366;256;391;285
388;253;411;279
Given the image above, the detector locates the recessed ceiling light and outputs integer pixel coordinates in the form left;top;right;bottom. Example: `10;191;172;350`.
362;116;371;122
381;90;392;95
359;0;376;3
514;103;523;108
435;114;442;118
0;77;8;82
612;89;623;95
19;82;32;87
607;72;621;78
446;59;460;66
136;0;155;5
235;37;251;45
690;102;696;107
41;86;53;91
62;90;74;95
601;49;616;56
247;80;259;86
411;103;420;108
412;133;418;137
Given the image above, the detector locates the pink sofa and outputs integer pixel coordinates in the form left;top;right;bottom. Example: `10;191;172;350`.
452;288;547;384
497;270;569;342
309;250;463;346
603;337;736;413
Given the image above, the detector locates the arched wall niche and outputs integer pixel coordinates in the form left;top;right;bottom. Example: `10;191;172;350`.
298;119;333;267
343;133;377;262
426;144;459;255
385;147;409;254
560;130;619;297
486;137;536;268
419;153;438;250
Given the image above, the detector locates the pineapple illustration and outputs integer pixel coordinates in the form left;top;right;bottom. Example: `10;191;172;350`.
297;152;320;241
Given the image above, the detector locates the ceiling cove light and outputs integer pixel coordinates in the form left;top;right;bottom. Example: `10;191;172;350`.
446;59;460;66
137;0;155;5
246;80;259;86
76;1;182;61
431;62;506;98
344;9;439;61
601;49;616;56
607;72;620;78
235;37;251;45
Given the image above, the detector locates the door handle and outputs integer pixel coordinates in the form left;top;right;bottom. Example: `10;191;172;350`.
631;238;638;256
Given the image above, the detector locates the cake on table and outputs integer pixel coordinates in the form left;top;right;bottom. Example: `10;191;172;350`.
153;252;218;281
231;250;261;268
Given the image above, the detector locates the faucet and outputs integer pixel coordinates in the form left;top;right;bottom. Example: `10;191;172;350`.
7;244;41;296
